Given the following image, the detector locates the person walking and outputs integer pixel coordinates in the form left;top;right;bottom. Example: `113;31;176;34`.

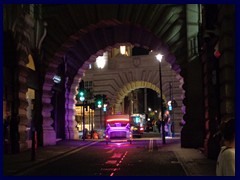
216;118;235;176
163;110;171;137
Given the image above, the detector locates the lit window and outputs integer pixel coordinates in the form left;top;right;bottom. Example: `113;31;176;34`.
120;46;126;55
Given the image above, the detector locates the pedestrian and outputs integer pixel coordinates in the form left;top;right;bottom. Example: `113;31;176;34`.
163;110;171;137
152;119;157;132
157;111;163;134
156;119;161;133
216;118;235;176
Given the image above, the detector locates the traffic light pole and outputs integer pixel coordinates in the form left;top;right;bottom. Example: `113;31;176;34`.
100;107;102;129
91;111;94;139
88;107;90;132
82;101;85;141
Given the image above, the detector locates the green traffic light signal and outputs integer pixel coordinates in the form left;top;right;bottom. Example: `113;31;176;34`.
79;91;84;97
94;94;107;108
97;100;102;108
79;89;85;102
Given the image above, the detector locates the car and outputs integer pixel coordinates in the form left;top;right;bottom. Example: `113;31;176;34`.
131;125;144;138
105;114;133;144
130;114;145;137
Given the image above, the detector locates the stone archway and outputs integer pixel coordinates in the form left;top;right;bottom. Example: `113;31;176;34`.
70;45;185;140
42;20;182;145
114;81;167;112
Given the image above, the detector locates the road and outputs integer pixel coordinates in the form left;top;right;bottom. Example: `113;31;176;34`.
18;137;187;176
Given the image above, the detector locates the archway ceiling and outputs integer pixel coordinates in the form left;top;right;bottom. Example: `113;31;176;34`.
42;4;186;81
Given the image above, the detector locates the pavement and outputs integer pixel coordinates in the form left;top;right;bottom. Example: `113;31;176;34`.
3;133;217;176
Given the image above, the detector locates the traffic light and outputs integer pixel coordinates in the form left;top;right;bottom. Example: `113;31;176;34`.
103;104;107;112
79;89;86;102
94;95;103;108
94;94;109;109
168;101;172;111
167;100;177;111
97;99;102;108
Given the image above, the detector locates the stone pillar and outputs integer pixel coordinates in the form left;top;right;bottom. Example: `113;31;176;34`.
181;4;206;148
65;78;80;140
11;13;34;152
218;5;235;121
18;64;29;151
42;85;56;146
202;5;235;159
181;59;205;148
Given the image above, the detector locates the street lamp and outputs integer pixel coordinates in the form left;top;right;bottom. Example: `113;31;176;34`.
96;53;107;130
96;52;107;69
156;53;166;144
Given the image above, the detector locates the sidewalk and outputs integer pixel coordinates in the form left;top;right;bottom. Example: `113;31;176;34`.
162;138;217;176
3;138;217;176
3;139;98;176
140;133;217;176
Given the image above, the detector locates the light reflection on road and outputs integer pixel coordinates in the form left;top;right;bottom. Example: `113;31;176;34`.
101;145;129;176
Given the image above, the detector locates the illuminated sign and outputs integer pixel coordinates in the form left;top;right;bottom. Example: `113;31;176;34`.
53;75;61;84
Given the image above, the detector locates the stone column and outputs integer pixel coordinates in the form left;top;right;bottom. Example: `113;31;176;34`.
42;81;56;145
218;5;235;121
181;59;205;148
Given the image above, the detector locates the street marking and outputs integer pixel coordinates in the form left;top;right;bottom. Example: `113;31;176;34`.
101;168;120;171
105;160;118;164
148;138;153;152
100;150;128;176
111;152;123;158
106;148;115;153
